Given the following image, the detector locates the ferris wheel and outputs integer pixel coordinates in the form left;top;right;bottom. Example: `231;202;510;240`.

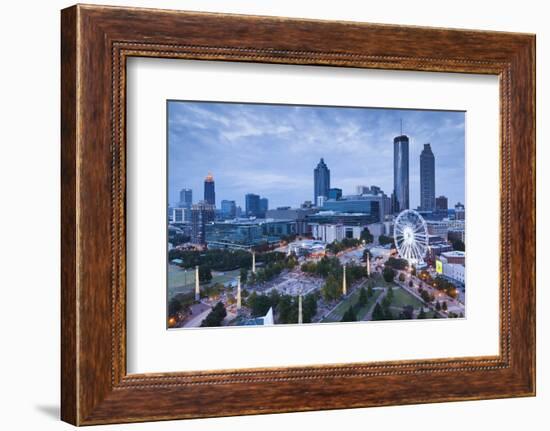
393;209;429;265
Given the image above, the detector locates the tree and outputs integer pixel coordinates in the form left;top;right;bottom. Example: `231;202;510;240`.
387;286;394;302
420;289;432;304
341;306;357;322
203;282;223;299
372;303;385;321
408;280;414;287
268;289;281;307
170;233;191;246
199;265;212;283
169;248;253;271
398;272;406;282
381;287;394;320
360;228;374;244
378;235;394;246
442;301;448;311
417;308;427;319
240;267;248;285
303;294;318;323
385;257;409;270
247;292;272;317
382;267;396;282
200;302;227;327
321;274;342;301
367;283;374;299
435;301;441;311
399;305;414;319
358;287;368;307
277;295;294;324
168;297;182;317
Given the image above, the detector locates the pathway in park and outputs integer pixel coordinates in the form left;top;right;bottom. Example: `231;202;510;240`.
362;288;388;321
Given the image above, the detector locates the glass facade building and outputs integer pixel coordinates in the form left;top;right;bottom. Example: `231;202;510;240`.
245;193;261;217
420;143;436;211
203;173;216;207
328;188;342;200
261;220;296;238
314;158;330;205
393;135;409;212
322;196;383;223
179;188;192;209
205;221;264;248
205;219;295;248
259;197;269;217
307;209;380;226
220;200;236;218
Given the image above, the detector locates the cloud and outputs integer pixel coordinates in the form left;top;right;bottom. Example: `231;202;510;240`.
168;101;465;209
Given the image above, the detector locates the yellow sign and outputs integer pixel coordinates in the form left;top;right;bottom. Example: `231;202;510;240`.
435;260;443;274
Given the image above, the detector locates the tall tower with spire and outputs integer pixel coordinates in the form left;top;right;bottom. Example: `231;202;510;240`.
393;134;410;213
313;158;330;206
204;172;216;207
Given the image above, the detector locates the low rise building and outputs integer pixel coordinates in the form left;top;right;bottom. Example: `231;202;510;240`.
287;239;326;257
310;223;345;244
426;220;449;240
448;228;465;243
442;263;465;284
440;250;466;265
366;222;385;237
265;207;316;235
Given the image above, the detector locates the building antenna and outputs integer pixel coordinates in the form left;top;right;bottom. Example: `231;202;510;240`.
400;118;403;135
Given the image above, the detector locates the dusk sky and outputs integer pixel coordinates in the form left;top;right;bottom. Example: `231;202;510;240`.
168;101;465;210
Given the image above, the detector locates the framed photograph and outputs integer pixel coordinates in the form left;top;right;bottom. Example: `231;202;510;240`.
61;4;536;425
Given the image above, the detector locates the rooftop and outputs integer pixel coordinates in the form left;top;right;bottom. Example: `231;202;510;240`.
441;250;466;257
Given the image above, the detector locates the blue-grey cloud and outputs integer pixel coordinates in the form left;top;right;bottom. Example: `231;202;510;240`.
168;101;465;210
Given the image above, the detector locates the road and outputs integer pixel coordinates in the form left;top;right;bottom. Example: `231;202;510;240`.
396;270;465;316
182;303;212;328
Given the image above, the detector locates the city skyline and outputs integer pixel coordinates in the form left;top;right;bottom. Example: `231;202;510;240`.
168;101;465;210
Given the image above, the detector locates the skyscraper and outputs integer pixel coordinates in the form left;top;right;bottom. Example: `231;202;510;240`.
436;195;448;212
314;158;330;205
245;193;261;217
179;188;192;209
393;135;409;212
204;173;215;207
221;200;237;218
259;197;269;218
191;200;215;244
454;202;465;221
328;188;342;200
420;143;436;211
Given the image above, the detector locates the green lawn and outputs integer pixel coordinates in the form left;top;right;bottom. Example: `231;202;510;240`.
389;287;425;309
369;272;398;288
354;289;383;320
168;264;195;291
168;265;240;299
322;285;382;322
